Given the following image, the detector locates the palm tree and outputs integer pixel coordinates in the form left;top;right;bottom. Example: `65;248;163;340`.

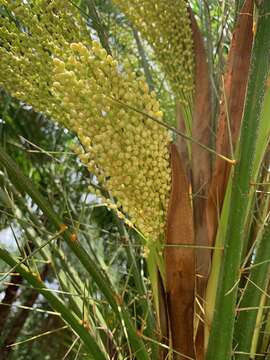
0;0;270;359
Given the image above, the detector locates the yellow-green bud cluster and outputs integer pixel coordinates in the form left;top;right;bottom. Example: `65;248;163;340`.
52;41;171;242
113;0;195;106
0;0;89;117
0;1;172;243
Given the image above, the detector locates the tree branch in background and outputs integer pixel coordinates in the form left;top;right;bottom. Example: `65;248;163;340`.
0;273;23;338
0;264;49;360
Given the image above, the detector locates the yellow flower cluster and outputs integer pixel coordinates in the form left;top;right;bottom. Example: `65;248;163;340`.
113;0;195;106
0;0;89;117
0;1;171;243
52;41;171;242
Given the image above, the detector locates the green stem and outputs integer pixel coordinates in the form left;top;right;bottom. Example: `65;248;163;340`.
85;0;112;55
0;145;150;360
234;221;270;358
113;213;158;358
132;27;154;91
206;3;270;359
0;247;107;360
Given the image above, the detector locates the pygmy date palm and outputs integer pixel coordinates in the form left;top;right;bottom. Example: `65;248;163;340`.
0;1;270;359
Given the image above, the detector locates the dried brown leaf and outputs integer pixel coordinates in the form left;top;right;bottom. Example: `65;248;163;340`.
206;0;254;249
166;144;195;360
